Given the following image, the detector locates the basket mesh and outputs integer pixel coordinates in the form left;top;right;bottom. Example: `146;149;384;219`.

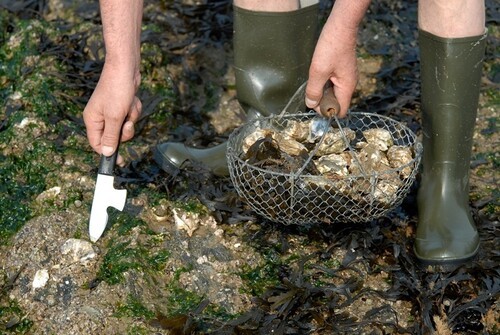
227;112;422;224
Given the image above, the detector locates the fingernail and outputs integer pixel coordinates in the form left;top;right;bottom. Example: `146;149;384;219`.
125;121;134;131
116;154;125;167
305;97;318;107
102;146;114;156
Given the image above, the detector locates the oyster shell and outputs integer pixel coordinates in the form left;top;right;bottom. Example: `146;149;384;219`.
242;128;274;154
373;176;403;205
283;119;311;142
349;143;390;175
387;145;414;178
275;133;308;156
307;116;330;143
315;152;350;176
243;128;307;157
362;128;393;151
315;128;355;156
301;175;354;203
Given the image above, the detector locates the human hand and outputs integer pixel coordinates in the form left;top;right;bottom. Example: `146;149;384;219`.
305;18;360;118
83;64;141;165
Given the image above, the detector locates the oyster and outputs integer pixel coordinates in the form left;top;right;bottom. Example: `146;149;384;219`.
315;128;355;156
243;128;307;157
283;119;311;142
349;143;390;175
301;175;354;204
307;116;330;143
373;176;403;205
275;133;308;156
362;128;393;151
387;145;414;178
242;128;274;154
315;152;350;176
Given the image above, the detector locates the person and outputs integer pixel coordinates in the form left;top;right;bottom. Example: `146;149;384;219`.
82;0;486;264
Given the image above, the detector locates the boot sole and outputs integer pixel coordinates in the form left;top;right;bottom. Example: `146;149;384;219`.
414;244;480;267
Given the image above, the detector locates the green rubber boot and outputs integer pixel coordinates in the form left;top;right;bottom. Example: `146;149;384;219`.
415;29;487;263
154;3;319;176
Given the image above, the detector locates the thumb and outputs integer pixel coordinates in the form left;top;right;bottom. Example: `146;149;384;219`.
305;79;325;110
100;119;123;156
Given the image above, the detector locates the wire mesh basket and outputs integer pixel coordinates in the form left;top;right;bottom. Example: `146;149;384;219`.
227;111;422;225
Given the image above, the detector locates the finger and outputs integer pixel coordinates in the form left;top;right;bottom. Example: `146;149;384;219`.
121;97;141;142
83;108;104;154
85;121;104;153
121;120;135;142
101;114;125;157
116;153;125;167
305;80;325;111
127;97;142;123
332;84;354;118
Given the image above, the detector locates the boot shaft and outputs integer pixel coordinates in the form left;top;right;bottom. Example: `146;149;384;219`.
233;5;319;116
419;30;487;171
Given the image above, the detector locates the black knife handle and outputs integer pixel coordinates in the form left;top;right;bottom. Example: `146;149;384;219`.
98;149;118;175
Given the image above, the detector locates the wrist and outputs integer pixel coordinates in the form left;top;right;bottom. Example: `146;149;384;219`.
101;60;141;89
328;0;371;32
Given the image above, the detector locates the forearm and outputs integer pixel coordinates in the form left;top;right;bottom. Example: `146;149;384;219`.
100;0;143;76
324;0;371;41
305;0;371;116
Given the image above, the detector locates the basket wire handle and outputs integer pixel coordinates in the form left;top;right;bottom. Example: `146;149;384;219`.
279;81;308;117
321;84;369;178
293;84;369;181
291;82;334;178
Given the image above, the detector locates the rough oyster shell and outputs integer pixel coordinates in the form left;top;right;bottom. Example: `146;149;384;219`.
315;128;355;156
276;134;308;156
283;119;311;142
314;152;350;176
362;128;393;151
301;175;354;202
242;128;274;154
349;143;391;175
373;176;403;205
387;145;414;178
243;128;307;157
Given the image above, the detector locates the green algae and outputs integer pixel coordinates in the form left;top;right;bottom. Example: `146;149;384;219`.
173;198;208;215
108;210;148;236
238;248;282;296
0;141;57;242
115;295;155;320
0;14;87;242
97;240;170;285
0;299;33;334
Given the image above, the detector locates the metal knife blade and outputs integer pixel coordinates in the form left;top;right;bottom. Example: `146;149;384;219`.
88;150;127;242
